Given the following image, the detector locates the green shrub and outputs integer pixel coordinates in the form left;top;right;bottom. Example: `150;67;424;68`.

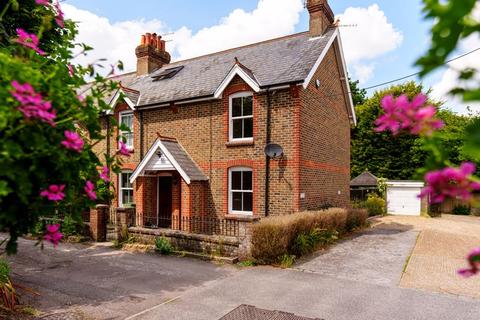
279;254;296;268
0;259;10;285
251;208;348;264
365;193;386;216
61;215;80;236
155;237;173;255
452;205;471;215
345;208;368;232
292;228;338;256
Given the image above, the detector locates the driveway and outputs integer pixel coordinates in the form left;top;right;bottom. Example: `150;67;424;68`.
7;215;480;320
7;238;234;319
295;221;418;287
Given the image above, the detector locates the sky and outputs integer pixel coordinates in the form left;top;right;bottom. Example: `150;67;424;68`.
63;0;480;114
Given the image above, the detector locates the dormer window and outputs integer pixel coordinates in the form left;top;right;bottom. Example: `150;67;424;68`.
229;92;253;142
119;111;134;149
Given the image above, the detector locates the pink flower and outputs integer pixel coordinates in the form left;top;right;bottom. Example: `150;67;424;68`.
61;130;84;153
118;141;131;157
68;64;74;77
419;162;480;204
458;248;480;278
44;224;63;247
15;28;45;55
10;81;56;126
375;94;444;136
54;1;64;28
99;166;110;183
35;0;50;5
84;181;97;200
40;184;65;201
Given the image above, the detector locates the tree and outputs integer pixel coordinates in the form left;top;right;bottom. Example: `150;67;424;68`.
349;78;367;107
0;0;124;253
351;81;476;180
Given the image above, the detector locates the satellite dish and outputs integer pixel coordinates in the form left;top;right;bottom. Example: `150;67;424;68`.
264;143;284;159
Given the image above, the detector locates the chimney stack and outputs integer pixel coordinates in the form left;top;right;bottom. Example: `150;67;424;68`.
307;0;335;37
135;32;171;76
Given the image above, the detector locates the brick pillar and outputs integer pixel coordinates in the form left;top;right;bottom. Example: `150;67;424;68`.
90;204;108;242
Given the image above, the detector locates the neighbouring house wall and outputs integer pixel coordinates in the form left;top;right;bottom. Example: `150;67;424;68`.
299;43;351;210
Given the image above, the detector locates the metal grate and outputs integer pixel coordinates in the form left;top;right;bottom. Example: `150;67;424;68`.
219;305;324;320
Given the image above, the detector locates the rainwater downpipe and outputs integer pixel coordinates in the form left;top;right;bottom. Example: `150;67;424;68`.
264;89;272;217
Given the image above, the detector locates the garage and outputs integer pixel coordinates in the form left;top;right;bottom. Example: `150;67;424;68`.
386;181;425;216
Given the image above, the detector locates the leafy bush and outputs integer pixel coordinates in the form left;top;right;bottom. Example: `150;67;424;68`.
453;205;471;215
251;208;355;264
345;208;369;232
292;228;338;256
364;193;386;216
61;215;80;236
155;237;173;255
279;254;296;268
0;259;17;310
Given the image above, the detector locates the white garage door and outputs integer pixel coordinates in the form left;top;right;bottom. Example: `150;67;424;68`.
387;186;422;216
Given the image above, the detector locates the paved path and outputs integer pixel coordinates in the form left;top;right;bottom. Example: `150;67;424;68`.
295;222;418;287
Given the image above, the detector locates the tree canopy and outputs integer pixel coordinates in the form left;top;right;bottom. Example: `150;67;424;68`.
350;81;477;180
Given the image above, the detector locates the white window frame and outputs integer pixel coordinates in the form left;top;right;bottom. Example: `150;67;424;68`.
228;167;253;215
119;111;134;150
119;171;133;207
229;92;254;142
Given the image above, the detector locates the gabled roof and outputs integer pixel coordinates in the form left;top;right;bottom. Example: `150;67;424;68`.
88;28;356;125
130;138;208;184
350;171;379;187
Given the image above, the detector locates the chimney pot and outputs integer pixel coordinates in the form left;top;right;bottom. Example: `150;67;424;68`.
135;32;171;76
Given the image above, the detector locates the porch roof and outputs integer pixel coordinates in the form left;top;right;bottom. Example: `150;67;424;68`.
130;138;208;184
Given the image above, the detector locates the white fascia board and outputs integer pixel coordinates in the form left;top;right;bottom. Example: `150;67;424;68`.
214;65;260;99
106;89;136;115
386;181;425;188
336;30;357;126
130;139;191;185
302;29;338;90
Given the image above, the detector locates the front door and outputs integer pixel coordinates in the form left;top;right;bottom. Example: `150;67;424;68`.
158;176;173;228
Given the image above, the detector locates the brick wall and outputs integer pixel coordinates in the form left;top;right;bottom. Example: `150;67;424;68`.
299;44;351;210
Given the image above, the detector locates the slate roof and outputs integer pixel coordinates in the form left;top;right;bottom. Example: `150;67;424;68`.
99;29;336;108
350;171;379;187
161;139;208;182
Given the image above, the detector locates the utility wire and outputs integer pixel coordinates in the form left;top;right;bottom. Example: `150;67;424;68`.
363;47;480;90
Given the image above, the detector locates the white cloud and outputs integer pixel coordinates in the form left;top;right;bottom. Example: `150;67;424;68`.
337;4;403;83
63;0;303;72
170;0;303;60
430;5;480;114
63;4;167;73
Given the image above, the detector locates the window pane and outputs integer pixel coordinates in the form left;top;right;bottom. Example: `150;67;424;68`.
243;96;253;116
125;133;133;148
232;119;242;139
243;118;253;138
243;192;253;212
231;171;242;190
232;192;243;211
121;114;133;130
242;171;252;190
121;173;131;188
232;98;242;117
122;190;133;205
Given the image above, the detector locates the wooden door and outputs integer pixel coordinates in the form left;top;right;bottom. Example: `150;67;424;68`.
158;176;172;228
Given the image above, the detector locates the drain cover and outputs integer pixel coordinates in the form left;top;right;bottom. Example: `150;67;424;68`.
219;304;324;320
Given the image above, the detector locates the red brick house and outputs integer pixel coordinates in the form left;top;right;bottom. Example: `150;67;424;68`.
93;0;356;229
